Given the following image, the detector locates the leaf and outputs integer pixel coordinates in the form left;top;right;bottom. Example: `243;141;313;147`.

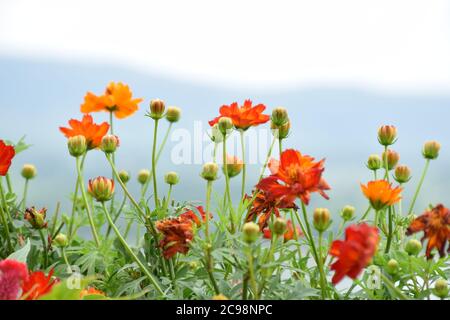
39;278;93;300
5;136;32;155
8;239;31;263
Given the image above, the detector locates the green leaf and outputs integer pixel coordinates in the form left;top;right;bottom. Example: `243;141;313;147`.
39;278;92;300
8;239;31;263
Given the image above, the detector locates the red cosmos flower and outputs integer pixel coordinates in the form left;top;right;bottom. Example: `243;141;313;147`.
156;217;194;259
59;114;110;150
263;220;303;242
0;140;15;176
257;149;330;206
180;206;210;227
208;100;270;130
329;223;380;285
245;191;297;230
406;204;450;259
21;269;59;300
0;259;28;300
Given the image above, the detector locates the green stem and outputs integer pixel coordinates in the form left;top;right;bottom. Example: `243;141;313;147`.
239;130;246;200
359;205;372;222
38;229;48;268
385;206;393;253
222;134;235;233
164;185;173;211
21;179;29;212
151;119;160;208
383;146;390;182
205;180;220;294
279;138;283;157
109;111;116;215
61;247;72;274
247;245;258;300
408;159;430;215
258;136;276;182
379;272;408;300
5;173;13;193
68;153;86;240
101;202;165;296
106;194;128;239
75;156;100;247
0;177;13;226
0;197;12;252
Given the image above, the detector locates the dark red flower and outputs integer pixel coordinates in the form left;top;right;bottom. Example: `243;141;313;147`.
180;206;209;227
0;140;15;176
0;259;28;300
21;269;59;300
257;149;330;206
406;204;450;259
329;223;379;285
156;218;194;260
208;100;270;130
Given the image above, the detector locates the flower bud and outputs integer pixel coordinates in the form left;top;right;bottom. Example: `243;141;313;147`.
394;165;411;184
67;135;87;157
367;154;382;171
378;125;397;146
223;155;243;178
340;205;355;221
101;135;120;154
53;233;69;248
386;259;399;275
382;150;400;170
137;169;151;185
210;124;223;143
88;177;115;202
243;222;260;244
201;162;219;181
149;99;166;120
313;208;331;232
118;170;130;184
273;218;288;236
21;164;37;180
271;120;291;140
434;279;449;299
24;207;48;229
218;117;233;135
405;239;422;256
166;106;181;123
271;107;289;126
422;141;441;160
164;171;180;185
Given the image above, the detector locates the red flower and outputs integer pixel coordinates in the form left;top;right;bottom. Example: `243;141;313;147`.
257;149;330;206
208;100;270;130
0;140;15;176
59;114;110;150
245;191;297;230
180;206;210;227
263;220;303;242
406;204;450;259
0;259;28;300
329;223;379;285
156;218;194;259
21;269;59;300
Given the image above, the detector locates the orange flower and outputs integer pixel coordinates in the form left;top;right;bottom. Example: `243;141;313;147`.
0;140;15;176
21;269;59;300
263;220;303;242
329;223;379;285
245;191;297;230
180;206;210;227
208;100;270;130
81;82;143;119
156;217;194;259
361;180;402;211
257;149;330;206
406;204;450;259
59;114;110;150
80;287;105;298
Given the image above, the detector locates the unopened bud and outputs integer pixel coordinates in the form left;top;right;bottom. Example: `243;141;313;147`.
378;125;397;146
271;107;289;126
367;154;382;171
149;99;166;120
201;162;219;181
218;117;233;135
118;170;130;184
101;135;120;154
386;259;399;275
405;239;422;256
67;135;87;157
271;121;291;140
166;106;181;123
422;141;441;160
340;205;355;221
53;233;69;248
382;150;400;170
434;279;449;299
21;164;37;180
223;155;243;178
313;208;331;232
273;218;288;236
394;165;411;184
88;177;115;202
164;171;180;185
243;222;260;244
137;169;151;185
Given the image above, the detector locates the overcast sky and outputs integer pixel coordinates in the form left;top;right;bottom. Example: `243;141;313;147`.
1;0;449;93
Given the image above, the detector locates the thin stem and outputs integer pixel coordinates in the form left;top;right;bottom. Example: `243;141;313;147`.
383;146;390;182
68;153;86;240
21;179;29;212
109;111;116;215
408;159;430;215
379;272;408;300
61;247;72;274
164;185;173;211
258;136;276;182
205;180;220;294
0;197;12;252
239;130;246;200
359;205;372;222
151;119;160;208
279;138;283;157
247;245;258;300
0;177;13;226
75;156;100;247
385;206;393;253
5;173;13;193
38;229;48;268
101;202;165;296
222;133;235;233
106;194;128;239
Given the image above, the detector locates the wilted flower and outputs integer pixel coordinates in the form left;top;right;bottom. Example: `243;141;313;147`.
329;223;380;285
156;217;194;259
24;207;48;229
60;114;110;150
179;206;210;228
0;140;15;176
209;100;270;131
88;177;115;202
406;204;450;259
361;180;402;211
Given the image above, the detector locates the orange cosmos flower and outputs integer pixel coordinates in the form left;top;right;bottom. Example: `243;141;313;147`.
156;217;195;259
59;114;110;150
208;99;270;130
21;269;59;300
263;220;303;242
361;180;402;211
81;82;143;119
0;140;15;176
330;223;380;285
257;149;330;206
179;206;210;227
245;191;297;230
406;204;450;259
80;287;106;299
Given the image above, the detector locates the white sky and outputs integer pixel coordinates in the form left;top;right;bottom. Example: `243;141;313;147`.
0;0;449;93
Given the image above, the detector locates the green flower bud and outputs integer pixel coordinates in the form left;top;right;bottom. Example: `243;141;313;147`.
394;165;411;184
21;164;37;180
210;124;223;143
67;135;87;157
118;170;130;184
382;150;400;170
149;99;166;120
201;162;219;181
137;169;151;185
313;208;331;232
340;205;355;221
386;259;399;275
271;107;289;126
164;171;180;185
243;222;260;244
378;125;397;146
273;218;288;236
223;155;243;178
434;279;449;299
422;141;441;160
405;239;422;256
88;177;115;202
101;135;120;154
166;106;181;123
218;117;233;135
367;154;382;171
271;120;291;140
53;233;69;248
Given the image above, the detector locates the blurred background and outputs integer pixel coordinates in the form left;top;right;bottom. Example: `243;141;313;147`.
0;0;449;222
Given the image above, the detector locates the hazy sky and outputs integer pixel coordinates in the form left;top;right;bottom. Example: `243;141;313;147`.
1;0;449;93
